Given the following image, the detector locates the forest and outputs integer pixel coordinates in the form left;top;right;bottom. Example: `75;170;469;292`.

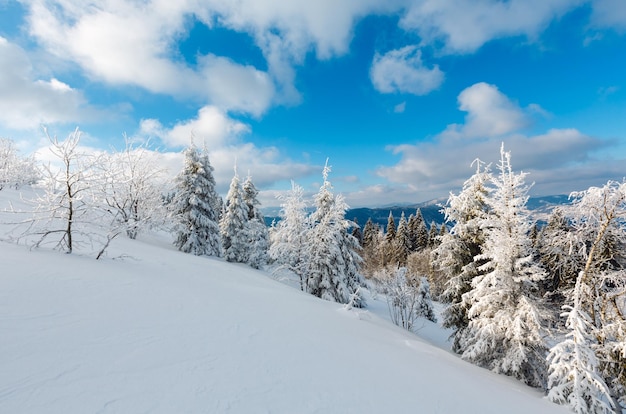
1;131;625;414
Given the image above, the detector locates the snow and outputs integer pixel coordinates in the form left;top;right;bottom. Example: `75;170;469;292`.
0;189;571;413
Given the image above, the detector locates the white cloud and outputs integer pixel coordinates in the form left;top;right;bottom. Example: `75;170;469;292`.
376;82;612;199
443;82;530;138
139;106;250;149
138;106;317;195
0;36;107;130
590;0;626;31
23;0;275;116
370;46;444;95
399;0;583;54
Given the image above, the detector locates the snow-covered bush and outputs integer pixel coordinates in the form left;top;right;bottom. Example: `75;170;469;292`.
381;267;436;332
0;138;40;190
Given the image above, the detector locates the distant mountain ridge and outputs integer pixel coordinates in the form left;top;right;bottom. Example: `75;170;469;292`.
263;195;571;229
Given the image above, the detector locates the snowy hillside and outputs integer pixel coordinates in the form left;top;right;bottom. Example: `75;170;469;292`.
0;190;571;414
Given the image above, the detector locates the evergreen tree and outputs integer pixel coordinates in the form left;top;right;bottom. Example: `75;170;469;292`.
547;181;626;410
383;211;396;266
432;159;491;352
242;174;269;269
305;162;364;306
362;218;383;277
428;221;438;248
172;145;221;256
269;181;310;290
458;144;547;388
351;217;363;246
394;212;411;267
537;208;583;296
220;169;249;263
409;209;429;251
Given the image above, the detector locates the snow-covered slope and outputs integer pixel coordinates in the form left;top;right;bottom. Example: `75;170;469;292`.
0;191;569;413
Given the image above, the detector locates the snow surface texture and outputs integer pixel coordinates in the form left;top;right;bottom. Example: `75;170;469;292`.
0;190;570;413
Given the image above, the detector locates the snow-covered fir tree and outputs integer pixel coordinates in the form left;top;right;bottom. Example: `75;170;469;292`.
547;273;617;414
269;181;310;290
383;211;396;266
409;208;429;251
428;221;438;248
171;145;222;256
457;144;547;389
394;212;411;267
361;218;383;277
220;168;249;263
547;181;626;411
305;162;364;306
432;159;491;352
243;174;269;269
351;217;363;246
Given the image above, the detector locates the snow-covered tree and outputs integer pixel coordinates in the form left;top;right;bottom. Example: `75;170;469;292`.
30;128;101;254
537;208;583;297
383;211;396;266
98;138;168;239
361;218;384;277
171;145;221;256
409;208;428;251
220;168;249;263
428;221;438;247
547;181;626;411
432;159;491;351
269;181;310;290
0;138;39;190
305;162;364;306
351;217;363;246
458;144;547;388
382;268;436;331
394;212;411;267
547;274;617;414
243;174;269;269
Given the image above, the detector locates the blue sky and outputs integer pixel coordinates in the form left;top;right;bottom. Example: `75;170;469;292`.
1;0;625;207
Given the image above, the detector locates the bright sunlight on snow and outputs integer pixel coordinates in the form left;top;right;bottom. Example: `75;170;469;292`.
0;188;569;413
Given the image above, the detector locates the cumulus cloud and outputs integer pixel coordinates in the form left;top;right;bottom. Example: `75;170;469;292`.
443;82;530;138
140;106;250;149
370;46;444;95
376;82;614;199
399;0;582;54
23;0;275;116
0;36;108;130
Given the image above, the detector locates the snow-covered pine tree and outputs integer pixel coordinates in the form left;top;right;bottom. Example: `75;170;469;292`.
351;217;363;246
171;145;222;256
220;168;249;263
428;221;438;247
547;273;617;414
416;276;437;323
431;159;491;352
537;208;583;297
409;209;429;251
394;212;411;267
383;211;396;266
269;181;310;290
547;180;626;411
361;218;383;277
458;144;547;389
243;174;269;269
305;161;364;306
